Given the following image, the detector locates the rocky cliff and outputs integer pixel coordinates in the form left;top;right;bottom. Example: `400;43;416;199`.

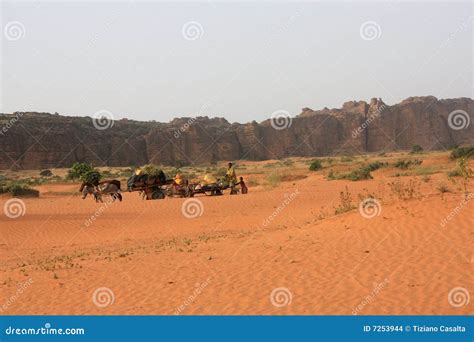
1;96;473;169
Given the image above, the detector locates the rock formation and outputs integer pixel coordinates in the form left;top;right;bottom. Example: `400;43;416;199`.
0;96;472;169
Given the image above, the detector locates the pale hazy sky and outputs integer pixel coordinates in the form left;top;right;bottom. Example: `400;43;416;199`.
1;1;472;123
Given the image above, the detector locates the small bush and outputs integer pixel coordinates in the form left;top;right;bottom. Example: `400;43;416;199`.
327;166;373;181
345;166;373;181
334;186;355;215
309;160;322;171
388;179;420;200
394;159;422;170
1;183;39;197
450;146;474;160
410;145;424;154
366;161;387;172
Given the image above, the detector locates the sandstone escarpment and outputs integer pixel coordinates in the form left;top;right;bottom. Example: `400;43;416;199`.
0;96;472;169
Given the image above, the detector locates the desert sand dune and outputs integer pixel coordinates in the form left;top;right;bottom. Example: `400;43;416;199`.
0;155;472;315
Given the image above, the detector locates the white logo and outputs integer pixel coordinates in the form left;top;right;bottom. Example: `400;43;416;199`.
182;21;204;41
181;198;204;218
92;287;115;308
360;21;382;41
358;198;382;219
448;287;470;308
92;110;114;130
4;21;26;41
270;287;292;307
447;110;470;130
3;198;26;219
270;110;292;130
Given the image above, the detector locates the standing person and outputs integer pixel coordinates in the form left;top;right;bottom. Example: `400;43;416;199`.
226;162;237;188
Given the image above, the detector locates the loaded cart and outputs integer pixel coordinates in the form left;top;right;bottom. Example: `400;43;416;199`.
127;171;173;200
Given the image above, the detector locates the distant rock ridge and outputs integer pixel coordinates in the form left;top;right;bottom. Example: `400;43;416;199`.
0;96;472;169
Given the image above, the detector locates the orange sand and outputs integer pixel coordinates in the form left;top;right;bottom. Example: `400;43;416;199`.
0;157;472;315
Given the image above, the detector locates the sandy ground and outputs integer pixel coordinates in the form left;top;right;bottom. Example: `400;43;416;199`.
0;154;472;315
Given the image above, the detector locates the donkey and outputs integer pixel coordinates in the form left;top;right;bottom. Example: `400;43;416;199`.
80;180;122;203
80;182;101;202
96;180;122;202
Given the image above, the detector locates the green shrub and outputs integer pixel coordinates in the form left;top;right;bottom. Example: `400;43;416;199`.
66;162;94;180
345;166;373;181
366;161;387;172
450;146;474;160
0;182;39;197
394;159;422;170
309;159;322;171
327;166;373;181
81;170;101;184
410;144;424;154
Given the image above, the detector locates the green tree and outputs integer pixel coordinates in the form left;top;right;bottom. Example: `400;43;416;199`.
66;162;94;180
